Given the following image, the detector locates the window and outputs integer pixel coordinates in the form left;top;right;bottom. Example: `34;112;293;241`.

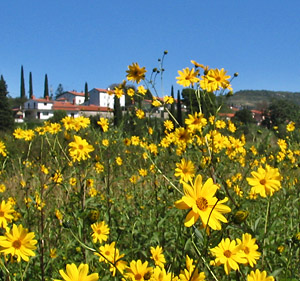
43;112;49;116
44;103;47;106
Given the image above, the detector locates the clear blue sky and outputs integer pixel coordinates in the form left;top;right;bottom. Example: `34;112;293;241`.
2;0;300;98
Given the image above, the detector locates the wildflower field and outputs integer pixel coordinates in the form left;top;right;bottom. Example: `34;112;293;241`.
1;57;300;281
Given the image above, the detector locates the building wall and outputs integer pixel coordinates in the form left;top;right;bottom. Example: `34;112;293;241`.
24;100;53;110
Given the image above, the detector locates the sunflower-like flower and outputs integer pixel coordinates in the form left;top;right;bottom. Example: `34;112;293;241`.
175;175;231;230
125;260;153;281
210;238;247;275
0;224;37;262
179;255;206;281
206;68;231;90
150;246;166;268
0;200;14;228
247;269;274;281
91;221;110;244
174;159;195;183
95;241;127;276
126;63;146;84
97;117;109;132
246;165;281;197
176;67;200;87
54;263;99;281
0;141;7;157
236;233;261;267
68;135;94;162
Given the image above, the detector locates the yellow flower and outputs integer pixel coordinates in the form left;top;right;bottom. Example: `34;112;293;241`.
286;121;295;132
164;120;174;131
185;112;207;132
246;165;281;197
69;177;77;186
247;269;274;281
69;135;94;162
210;238;247;275
41;164;49;175
174;159;195;183
115;156;123;166
176;67;200;87
88;187;98;197
73;116;90;131
137;85;147;95
114;87;124;98
163;96;174;104
152;98;162;107
175;175;231;230
126;62;147;84
102;139;109;147
97;117;109;132
0;224;37;262
125;260;153;281
136;109;145;119
61;116;75;131
0;184;6;193
139;169;148;177
0;200;14;228
150;246;166;268
46;123;62;134
52;171;63;184
54;263;99;281
96;242;127;276
130;175;139;184
205;68;231;91
127;88;135;97
91;221;110;244
179;255;206;281
95;162;104;173
236;233;261;267
50;248;57;258
0;141;7;157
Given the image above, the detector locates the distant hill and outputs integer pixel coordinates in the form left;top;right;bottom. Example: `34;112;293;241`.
226;90;300;109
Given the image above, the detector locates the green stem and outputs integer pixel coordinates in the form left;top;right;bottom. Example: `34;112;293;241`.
261;198;271;268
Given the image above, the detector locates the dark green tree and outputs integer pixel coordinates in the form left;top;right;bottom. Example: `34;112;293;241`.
29;72;33;99
84;82;89;103
181;88;217;118
44;74;49;98
268;99;300;126
169;86;175;119
113;95;122;126
0;75;14;131
177;90;183;126
20;65;26;99
233;108;254;124
55;83;64;99
49;110;67;123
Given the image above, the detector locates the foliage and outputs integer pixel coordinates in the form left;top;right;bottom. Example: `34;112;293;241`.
0;75;14;131
20;65;26;99
49;110;68;123
233;108;254;124
0;58;299;281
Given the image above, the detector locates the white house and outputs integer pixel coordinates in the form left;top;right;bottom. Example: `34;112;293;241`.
23;96;112;120
88;88;125;109
56;91;86;105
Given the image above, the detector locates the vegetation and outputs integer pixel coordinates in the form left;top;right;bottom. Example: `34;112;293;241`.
0;58;300;281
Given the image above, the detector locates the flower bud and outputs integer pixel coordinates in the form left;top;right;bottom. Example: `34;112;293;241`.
234;72;239;77
233;210;249;224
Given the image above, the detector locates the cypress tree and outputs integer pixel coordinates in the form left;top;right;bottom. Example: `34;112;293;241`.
113;95;122;126
29;72;33;99
177;90;183;126
20;65;25;99
0;75;14;131
44;74;49;98
84;82;89;103
169;85;175;119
